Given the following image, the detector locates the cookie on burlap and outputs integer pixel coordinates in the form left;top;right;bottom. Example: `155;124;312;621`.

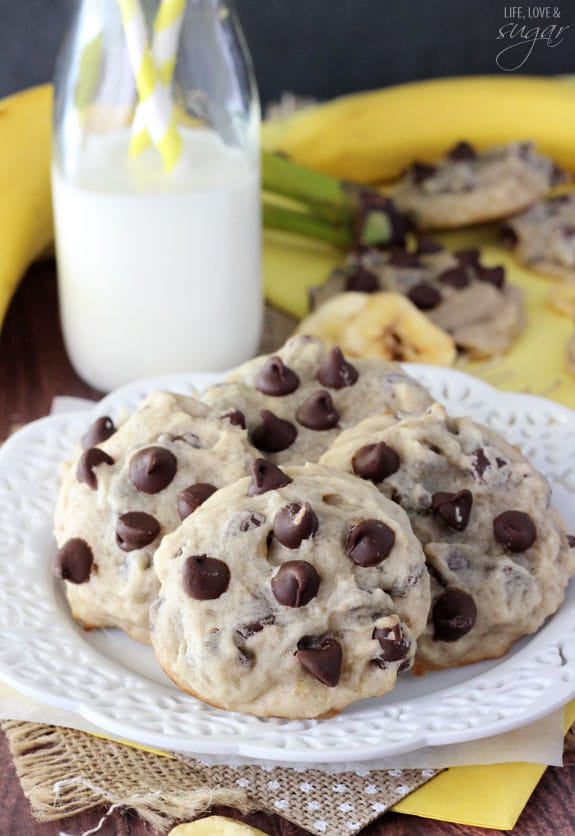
320;403;575;669
54;391;258;643
392;140;563;230
151;459;430;718
501;193;575;281
200;335;433;465
312;238;525;358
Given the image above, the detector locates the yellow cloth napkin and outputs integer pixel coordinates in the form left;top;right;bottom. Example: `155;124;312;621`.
392;699;575;830
263;224;575;410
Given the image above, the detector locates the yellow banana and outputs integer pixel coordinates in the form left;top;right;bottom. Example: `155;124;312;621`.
0;84;53;332
262;75;575;184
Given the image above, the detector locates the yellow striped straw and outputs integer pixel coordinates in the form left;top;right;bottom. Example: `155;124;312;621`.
117;0;183;171
130;0;186;157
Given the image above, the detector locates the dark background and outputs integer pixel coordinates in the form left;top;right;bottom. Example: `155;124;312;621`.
1;0;574;106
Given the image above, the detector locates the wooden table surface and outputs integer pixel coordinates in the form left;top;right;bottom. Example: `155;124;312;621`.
1;261;575;836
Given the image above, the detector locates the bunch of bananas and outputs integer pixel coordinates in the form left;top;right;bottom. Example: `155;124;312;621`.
0;84;53;333
263;75;575;184
2;75;575;347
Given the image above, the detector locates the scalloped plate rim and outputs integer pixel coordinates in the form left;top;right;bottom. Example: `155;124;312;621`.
0;364;574;763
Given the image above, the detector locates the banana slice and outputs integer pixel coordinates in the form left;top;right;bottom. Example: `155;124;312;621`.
297;290;456;365
548;281;575;318
295;291;369;345
340;292;456;364
169;817;270;836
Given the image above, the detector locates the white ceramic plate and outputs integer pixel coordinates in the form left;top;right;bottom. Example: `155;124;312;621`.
1;365;575;764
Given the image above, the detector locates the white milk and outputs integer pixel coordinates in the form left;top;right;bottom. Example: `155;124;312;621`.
52;129;262;392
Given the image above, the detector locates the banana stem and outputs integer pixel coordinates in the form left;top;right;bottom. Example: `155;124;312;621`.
261;150;405;249
262;151;349;214
263;201;350;246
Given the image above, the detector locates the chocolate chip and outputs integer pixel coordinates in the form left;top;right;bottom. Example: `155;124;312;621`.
77;447;114;490
226;511;265;536
499;224;519;248
407;281;442;310
352;442;400;483
475;264;505;289
221;410;246;428
272;560;320;607
414;235;443;255
247;459;292;496
182;555;230;600
410;161;437;183
431;490;473;531
437;266;471;289
236;614;275;639
372;623;410;665
295;637;342;687
273;502;319;548
317;347;358;390
432;588;477;641
550;163;567;186
296;390;339;430
386;246;421;268
256;356;299;396
345;265;379;293
568;534;575;548
472;447;490;479
250;410;297;453
177;483;218;520
55;538;94;584
517;141;534;161
455;248;481;267
347;519;395;566
129;446;177;494
81;416;116;448
493;510;536;552
448;141;477;161
116;511;160;551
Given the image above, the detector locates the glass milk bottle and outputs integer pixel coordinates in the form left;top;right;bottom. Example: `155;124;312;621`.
51;0;262;392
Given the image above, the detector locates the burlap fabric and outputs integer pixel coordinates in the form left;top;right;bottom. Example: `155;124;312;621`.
1;720;440;834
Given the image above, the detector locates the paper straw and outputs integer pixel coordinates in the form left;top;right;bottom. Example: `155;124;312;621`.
117;0;183;171
130;0;185;157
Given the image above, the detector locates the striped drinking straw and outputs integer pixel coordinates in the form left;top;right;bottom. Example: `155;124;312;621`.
117;0;184;171
130;0;186;157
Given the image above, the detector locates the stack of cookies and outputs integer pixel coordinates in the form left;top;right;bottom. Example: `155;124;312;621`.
54;336;575;719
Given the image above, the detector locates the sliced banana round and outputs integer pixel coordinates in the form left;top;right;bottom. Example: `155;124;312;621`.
297;291;456;365
169;817;270;836
295;291;369;345
340;291;456;364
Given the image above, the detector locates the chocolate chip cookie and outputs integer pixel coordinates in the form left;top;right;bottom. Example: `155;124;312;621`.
200;335;433;465
501;194;575;281
320;403;575;669
54;391;258;643
312;239;525;358
392;141;564;230
151;459;430;718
